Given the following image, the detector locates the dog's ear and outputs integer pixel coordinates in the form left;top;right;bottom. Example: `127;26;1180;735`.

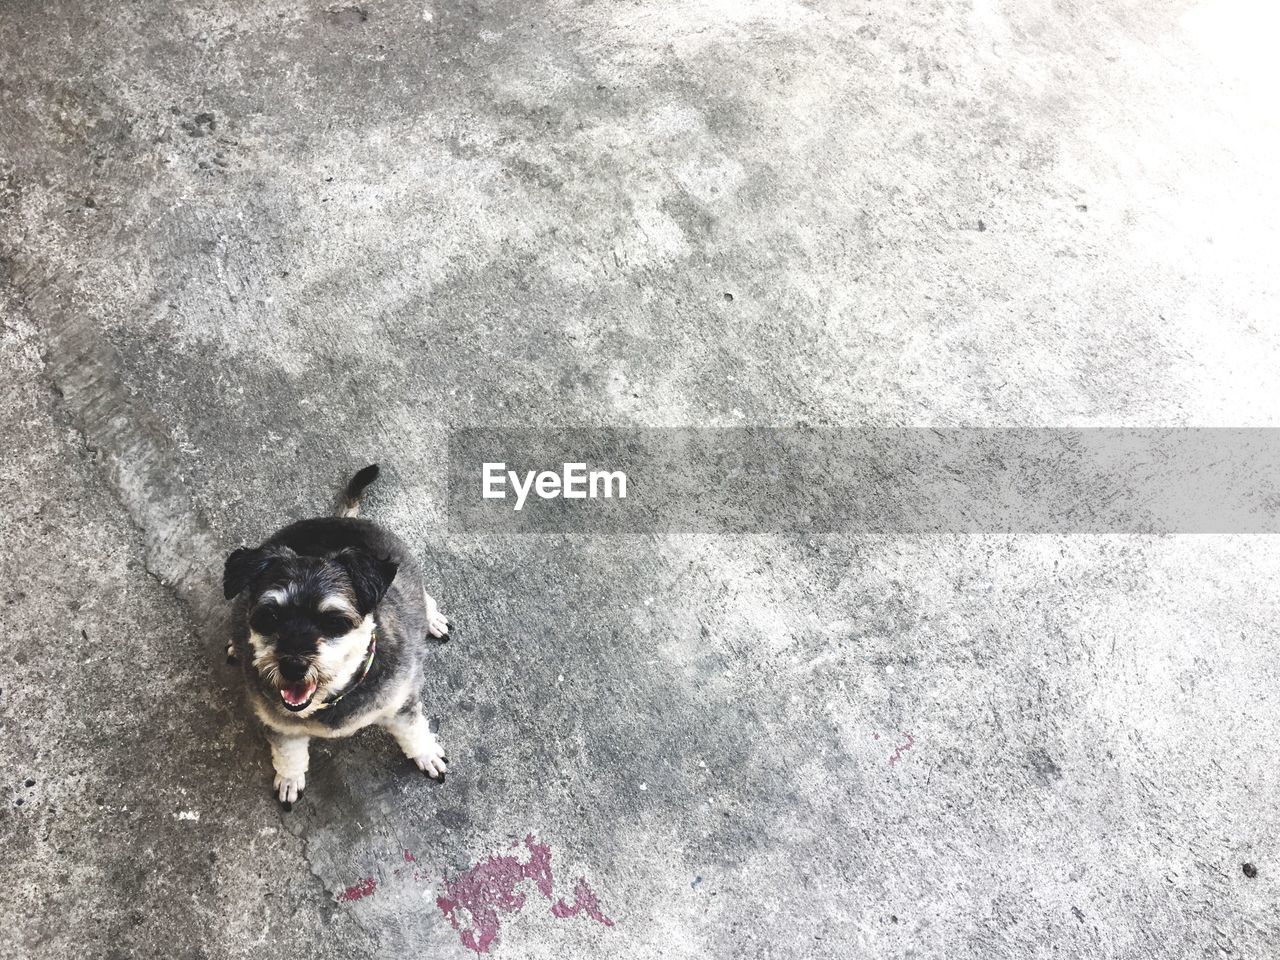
223;545;294;599
332;548;398;614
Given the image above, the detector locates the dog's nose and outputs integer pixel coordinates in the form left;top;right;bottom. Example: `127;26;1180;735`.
279;657;309;682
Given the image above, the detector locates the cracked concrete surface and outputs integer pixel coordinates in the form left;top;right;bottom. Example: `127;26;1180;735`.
2;1;1279;957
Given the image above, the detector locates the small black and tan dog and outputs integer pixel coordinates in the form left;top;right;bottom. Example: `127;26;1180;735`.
223;465;450;808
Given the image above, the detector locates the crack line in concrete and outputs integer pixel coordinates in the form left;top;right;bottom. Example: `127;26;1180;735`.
5;258;346;917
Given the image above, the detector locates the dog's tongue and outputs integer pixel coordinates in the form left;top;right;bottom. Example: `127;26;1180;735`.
280;681;316;707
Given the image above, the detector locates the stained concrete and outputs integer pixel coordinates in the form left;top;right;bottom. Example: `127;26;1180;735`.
2;1;1279;957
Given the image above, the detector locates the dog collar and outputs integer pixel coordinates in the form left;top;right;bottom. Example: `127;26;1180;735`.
316;627;377;710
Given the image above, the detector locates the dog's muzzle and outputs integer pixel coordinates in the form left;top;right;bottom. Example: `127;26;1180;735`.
276;656;318;711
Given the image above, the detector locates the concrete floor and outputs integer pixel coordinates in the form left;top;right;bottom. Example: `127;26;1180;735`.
3;1;1279;957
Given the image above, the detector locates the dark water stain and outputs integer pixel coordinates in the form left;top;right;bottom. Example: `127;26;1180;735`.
326;5;369;27
1029;748;1063;783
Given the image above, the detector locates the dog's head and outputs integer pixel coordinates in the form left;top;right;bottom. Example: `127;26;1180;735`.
223;544;397;712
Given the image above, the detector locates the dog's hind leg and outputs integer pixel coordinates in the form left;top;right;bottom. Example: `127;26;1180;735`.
265;729;310;809
382;700;447;781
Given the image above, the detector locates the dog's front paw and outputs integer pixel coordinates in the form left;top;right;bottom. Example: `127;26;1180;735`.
410;737;449;782
424;593;451;640
273;771;305;809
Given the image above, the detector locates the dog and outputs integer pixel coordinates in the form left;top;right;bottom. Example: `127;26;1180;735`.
223;464;451;809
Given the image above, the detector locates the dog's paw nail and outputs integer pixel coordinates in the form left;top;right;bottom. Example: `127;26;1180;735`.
281;800;293;812
226;654;238;665
427;612;452;640
274;773;306;806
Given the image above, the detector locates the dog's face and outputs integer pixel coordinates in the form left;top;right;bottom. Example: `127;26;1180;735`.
223;545;397;712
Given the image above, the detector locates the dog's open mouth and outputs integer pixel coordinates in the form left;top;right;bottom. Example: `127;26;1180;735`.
279;680;318;711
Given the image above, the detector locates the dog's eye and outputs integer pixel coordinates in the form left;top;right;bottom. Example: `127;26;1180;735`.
315;613;353;636
250;606;281;633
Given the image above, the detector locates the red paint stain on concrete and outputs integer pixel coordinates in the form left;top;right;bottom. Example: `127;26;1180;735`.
888;732;915;765
551;877;615;927
437;835;613;954
371;851;431;888
336;876;377;903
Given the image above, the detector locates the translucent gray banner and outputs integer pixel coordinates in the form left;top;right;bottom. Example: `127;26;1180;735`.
447;429;1280;533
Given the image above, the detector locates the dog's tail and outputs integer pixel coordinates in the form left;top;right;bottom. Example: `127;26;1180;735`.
338;464;381;517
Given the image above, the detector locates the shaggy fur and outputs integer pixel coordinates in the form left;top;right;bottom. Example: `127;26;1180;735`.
224;465;450;808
